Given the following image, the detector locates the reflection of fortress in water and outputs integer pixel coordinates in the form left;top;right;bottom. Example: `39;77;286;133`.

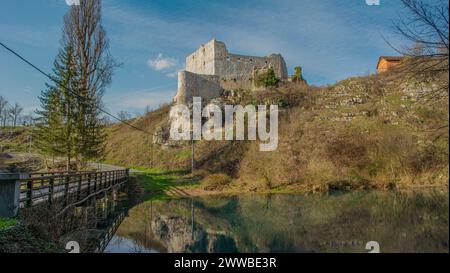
106;199;238;253
103;193;449;253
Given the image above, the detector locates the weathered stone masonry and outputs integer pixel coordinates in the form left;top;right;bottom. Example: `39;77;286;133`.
174;39;288;104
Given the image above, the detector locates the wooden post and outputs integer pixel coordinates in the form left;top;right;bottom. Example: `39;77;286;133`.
191;139;195;174
48;177;54;205
94;172;98;192
87;173;91;196
77;174;82;201
64;175;69;205
26;180;33;207
102;191;108;220
91;195;98;226
191;198;195;240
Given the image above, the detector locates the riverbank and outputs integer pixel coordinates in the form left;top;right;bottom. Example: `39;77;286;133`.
131;168;449;199
0;220;61;253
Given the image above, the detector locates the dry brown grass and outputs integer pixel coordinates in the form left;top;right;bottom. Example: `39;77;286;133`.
201;173;232;191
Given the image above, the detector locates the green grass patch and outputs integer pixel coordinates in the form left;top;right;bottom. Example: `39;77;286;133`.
0;218;18;230
175;150;191;160
131;166;186;175
131;168;200;200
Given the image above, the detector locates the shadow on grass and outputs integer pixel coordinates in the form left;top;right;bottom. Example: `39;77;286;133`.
132;170;200;201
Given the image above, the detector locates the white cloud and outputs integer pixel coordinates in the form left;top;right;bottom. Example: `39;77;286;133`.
65;0;80;6
147;54;177;71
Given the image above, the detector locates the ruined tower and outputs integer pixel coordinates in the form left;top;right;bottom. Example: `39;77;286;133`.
174;39;288;104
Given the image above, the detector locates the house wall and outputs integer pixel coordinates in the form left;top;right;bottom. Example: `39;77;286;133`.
377;59;402;73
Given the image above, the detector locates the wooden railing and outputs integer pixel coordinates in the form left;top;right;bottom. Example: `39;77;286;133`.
28;170;105;178
19;169;129;208
96;211;126;253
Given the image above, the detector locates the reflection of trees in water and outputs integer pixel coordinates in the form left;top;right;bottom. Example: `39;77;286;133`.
113;191;449;253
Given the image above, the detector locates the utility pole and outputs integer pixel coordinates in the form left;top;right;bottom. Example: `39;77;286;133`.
190;112;196;174
27;134;32;154
28;125;34;154
146;135;150;167
191;198;195;240
191;138;195;175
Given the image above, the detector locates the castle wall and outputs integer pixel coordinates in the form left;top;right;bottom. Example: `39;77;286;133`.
174;71;222;104
185;40;288;81
215;53;288;80
215;53;288;90
218;74;254;90
177;39;289;104
185;41;217;75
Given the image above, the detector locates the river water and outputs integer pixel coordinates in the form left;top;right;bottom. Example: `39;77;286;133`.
98;190;448;253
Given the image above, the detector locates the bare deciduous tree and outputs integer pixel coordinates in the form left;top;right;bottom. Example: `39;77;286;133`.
9;102;23;128
63;0;117;100
117;110;131;122
21;114;35;126
393;0;449;102
1;110;9;128
0;96;8;127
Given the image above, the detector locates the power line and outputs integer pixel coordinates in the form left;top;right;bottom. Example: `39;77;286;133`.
0;41;152;135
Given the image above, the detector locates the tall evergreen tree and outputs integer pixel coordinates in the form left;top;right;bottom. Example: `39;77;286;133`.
36;84;64;163
56;45;79;170
36;45;79;170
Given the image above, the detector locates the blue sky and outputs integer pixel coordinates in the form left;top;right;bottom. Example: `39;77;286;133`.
0;0;406;115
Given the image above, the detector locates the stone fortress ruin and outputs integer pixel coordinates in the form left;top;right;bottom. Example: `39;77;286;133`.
174;39;288;104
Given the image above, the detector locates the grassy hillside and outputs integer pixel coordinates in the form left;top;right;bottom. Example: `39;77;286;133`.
0;127;46;172
0;127;33;153
103;73;450;193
